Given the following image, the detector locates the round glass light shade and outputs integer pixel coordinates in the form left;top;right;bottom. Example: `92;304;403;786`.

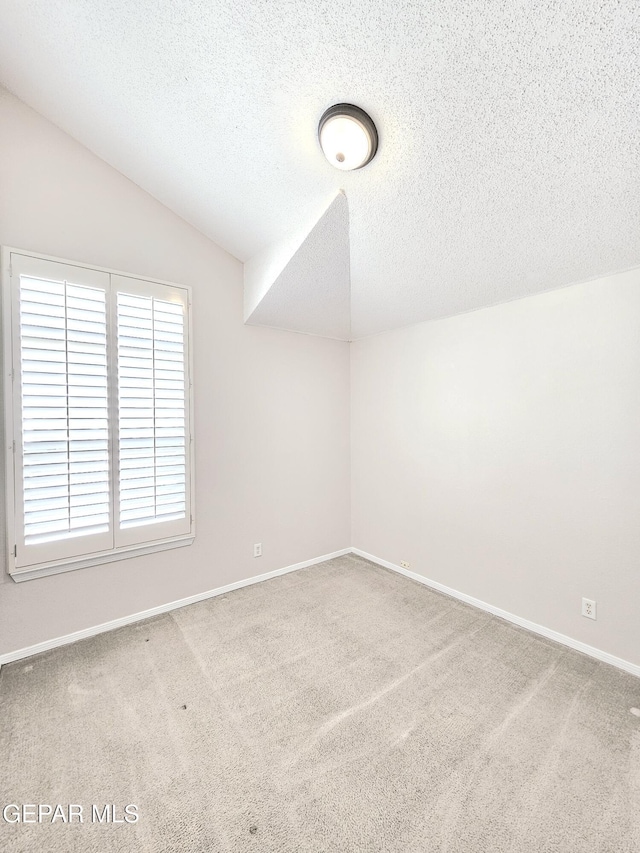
318;104;378;171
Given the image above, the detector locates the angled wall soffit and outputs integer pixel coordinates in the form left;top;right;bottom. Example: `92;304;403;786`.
244;191;351;341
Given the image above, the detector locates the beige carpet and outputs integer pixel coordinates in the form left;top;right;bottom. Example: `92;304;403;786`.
1;554;639;852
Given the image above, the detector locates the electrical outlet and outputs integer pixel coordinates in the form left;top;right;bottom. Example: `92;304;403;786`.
400;560;410;569
582;598;596;620
253;543;262;557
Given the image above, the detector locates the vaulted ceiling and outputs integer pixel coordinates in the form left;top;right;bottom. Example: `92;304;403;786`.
0;1;638;339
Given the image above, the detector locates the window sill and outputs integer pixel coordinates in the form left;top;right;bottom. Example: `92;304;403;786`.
9;535;195;583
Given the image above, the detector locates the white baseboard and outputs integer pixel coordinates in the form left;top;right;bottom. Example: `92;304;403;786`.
351;548;640;680
5;546;638;680
0;548;351;667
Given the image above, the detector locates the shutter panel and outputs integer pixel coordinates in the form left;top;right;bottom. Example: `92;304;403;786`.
114;276;191;546
12;256;114;568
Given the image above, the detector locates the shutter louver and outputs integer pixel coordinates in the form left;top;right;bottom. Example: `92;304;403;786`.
117;292;187;530
19;275;110;545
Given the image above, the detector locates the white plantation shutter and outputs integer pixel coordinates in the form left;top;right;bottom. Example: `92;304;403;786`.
6;253;193;577
114;275;190;546
21;279;110;540
11;256;113;568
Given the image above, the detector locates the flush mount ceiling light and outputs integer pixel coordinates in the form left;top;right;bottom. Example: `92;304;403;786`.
318;103;378;171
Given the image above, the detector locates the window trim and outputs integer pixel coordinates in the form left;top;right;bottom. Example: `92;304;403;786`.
2;246;196;582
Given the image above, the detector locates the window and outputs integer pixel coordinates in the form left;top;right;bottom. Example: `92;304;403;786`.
2;249;194;581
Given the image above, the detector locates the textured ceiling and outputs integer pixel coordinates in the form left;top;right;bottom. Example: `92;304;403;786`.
0;0;638;338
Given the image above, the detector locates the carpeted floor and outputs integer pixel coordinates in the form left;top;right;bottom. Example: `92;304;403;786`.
1;553;639;852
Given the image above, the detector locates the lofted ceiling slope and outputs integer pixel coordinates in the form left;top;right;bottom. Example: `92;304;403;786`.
0;1;638;338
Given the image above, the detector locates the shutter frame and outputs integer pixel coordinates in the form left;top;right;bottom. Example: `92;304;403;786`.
3;249;194;579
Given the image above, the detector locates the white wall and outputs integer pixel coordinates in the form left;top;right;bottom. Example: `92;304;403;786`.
352;270;640;667
0;88;350;656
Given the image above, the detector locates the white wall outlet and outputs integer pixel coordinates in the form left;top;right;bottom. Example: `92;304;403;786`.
253;543;262;558
582;598;596;620
400;560;410;569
